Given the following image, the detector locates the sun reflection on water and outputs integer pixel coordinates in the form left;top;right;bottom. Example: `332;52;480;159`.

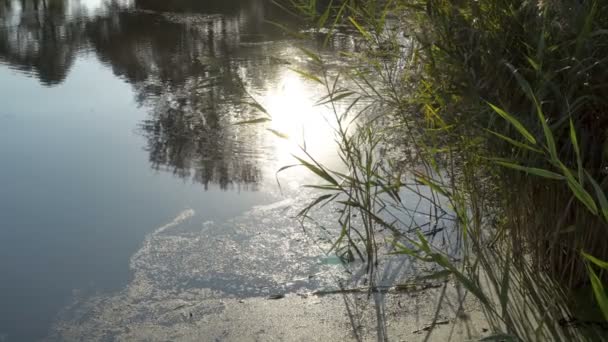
258;69;342;188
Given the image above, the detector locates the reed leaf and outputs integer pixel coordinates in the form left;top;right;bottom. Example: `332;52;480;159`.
234;117;271;125
293;155;339;186
586;263;608;321
582;251;608;270
289;67;324;85
585;171;608;222
493;160;565;180
570;119;584;182
487;102;537;145
485;129;542;153
348;16;372;41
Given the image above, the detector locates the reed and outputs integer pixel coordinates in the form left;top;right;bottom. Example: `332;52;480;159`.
264;0;608;339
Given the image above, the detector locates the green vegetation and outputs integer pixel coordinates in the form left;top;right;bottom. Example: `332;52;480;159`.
266;0;608;340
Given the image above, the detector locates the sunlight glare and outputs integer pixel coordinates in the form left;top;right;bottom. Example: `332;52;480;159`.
261;69;340;185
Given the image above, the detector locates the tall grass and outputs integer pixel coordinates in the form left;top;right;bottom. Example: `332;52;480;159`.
262;0;608;339
400;0;608;321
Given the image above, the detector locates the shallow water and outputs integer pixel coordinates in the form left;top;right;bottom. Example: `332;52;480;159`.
0;1;460;340
0;0;350;340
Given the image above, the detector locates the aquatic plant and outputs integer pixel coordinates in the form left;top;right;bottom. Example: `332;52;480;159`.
258;0;608;339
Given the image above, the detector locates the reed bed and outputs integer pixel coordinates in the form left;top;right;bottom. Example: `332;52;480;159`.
259;0;608;339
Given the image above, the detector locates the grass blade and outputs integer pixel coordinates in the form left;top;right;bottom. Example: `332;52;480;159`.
297;194;336;217
493;160;564;180
267;128;289;139
487;102;537;145
289;68;324;85
586;263;608;321
582;251;608;269
297;46;323;65
585;171;608;222
234;117;271;125
570;119;583;182
293;155;339;186
560;164;599;215
348;16;372;41
242;101;270;116
485;129;542;153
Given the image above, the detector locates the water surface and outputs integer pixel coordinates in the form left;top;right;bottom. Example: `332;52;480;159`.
0;0;343;339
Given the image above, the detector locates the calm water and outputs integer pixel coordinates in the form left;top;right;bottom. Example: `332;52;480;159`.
0;0;351;340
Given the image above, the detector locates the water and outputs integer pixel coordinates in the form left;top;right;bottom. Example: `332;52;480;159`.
0;0;345;340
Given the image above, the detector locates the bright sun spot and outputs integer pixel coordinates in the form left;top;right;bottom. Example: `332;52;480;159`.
260;69;340;184
263;70;335;166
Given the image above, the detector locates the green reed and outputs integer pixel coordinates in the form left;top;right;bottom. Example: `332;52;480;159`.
255;0;608;340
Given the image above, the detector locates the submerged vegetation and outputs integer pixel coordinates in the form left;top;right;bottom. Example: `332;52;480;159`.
263;0;608;340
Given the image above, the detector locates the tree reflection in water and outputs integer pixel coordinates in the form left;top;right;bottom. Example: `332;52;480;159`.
0;0;299;190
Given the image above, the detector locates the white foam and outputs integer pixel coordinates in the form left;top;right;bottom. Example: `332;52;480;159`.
252;199;293;211
153;209;195;235
130;209;195;270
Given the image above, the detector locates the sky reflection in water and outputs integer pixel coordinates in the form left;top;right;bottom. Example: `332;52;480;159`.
0;0;351;340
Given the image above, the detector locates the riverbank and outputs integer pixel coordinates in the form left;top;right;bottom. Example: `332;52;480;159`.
51;283;488;341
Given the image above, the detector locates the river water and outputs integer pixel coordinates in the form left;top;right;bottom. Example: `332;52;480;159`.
0;0;359;340
0;1;463;340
